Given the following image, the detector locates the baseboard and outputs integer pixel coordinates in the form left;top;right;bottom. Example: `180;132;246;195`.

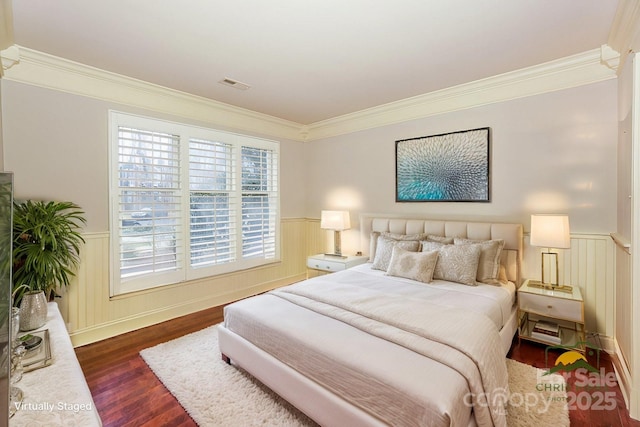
595;333;615;354
613;338;633;411
68;273;306;347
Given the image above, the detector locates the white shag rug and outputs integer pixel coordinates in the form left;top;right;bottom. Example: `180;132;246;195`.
140;325;569;427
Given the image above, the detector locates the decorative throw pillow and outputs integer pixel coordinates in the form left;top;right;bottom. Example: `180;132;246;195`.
454;238;505;283
420;240;446;252
381;232;429;241
433;244;482;286
370;232;425;263
371;236;420;271
425;235;454;244
386;247;439;283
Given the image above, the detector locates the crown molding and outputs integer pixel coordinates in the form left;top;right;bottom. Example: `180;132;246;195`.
0;44;18;76
0;45;617;143
600;44;621;71
0;46;306;141
305;48;617;141
608;0;640;71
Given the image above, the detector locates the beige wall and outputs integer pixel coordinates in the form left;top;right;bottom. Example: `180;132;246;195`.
1;80;307;230
616;47;634;386
305;80;619;346
305;80;618;249
614;52;640;419
1;79;312;344
0;67;621;349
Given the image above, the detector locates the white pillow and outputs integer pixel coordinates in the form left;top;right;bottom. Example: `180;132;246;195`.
386;247;439;283
433;244;482;286
371;236;420;271
454;237;504;283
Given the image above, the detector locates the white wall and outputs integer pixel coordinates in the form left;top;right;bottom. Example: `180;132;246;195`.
0;78;311;345
614;52;640;420
1;80;307;230
0;67;620;347
306;80;618;255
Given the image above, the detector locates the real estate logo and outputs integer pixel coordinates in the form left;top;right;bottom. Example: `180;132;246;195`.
462;342;619;415
544;347;599;375
539;341;618;411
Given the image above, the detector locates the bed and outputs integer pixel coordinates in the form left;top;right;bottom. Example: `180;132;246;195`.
219;215;523;427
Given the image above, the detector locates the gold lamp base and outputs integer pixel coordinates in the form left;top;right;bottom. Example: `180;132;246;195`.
324;230;346;258
527;280;573;294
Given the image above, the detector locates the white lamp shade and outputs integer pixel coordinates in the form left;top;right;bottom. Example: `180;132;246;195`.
530;214;570;249
320;210;351;231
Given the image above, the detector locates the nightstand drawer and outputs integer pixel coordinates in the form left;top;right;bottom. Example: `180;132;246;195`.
306;258;347;272
519;292;583;322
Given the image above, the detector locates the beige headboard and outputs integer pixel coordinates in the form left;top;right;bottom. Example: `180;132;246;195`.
360;214;524;285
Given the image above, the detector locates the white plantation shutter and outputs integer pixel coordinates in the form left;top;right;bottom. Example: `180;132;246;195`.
189;138;236;268
117;127;183;287
241;146;278;259
110;112;279;296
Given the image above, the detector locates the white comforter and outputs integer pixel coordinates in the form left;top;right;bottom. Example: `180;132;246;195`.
224;266;512;426
339;264;515;329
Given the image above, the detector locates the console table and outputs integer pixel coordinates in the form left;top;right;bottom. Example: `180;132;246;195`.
11;302;101;426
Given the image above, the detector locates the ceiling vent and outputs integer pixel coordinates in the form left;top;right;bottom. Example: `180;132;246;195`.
219;77;251;90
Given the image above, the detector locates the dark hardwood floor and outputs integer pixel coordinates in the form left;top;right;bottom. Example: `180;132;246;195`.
75;305;224;427
76;305;640;427
508;339;640;427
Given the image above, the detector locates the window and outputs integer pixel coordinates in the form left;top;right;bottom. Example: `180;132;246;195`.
110;112;279;295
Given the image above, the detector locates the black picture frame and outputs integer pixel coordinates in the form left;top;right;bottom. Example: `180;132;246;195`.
395;127;491;202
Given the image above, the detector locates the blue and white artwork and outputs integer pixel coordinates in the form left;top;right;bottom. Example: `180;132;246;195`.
396;127;490;202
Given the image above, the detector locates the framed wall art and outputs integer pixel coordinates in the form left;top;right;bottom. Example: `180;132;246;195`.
396;127;490;202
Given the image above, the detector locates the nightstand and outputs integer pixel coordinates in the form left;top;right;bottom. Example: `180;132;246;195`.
517;279;586;351
306;254;368;277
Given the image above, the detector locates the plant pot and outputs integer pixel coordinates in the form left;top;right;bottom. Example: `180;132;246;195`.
19;291;47;331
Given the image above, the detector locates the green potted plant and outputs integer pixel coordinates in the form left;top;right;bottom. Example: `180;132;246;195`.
12;200;86;331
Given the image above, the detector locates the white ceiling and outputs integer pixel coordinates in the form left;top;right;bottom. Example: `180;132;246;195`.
9;0;619;125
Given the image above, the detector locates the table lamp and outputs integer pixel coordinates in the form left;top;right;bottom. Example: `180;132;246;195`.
529;214;572;292
320;210;350;257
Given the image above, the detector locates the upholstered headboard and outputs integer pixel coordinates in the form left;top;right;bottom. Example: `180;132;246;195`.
360;214;524;285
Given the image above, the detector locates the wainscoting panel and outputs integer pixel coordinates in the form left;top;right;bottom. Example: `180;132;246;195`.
59;220;615;350
523;233;615;346
567;234;615;336
615;244;632;370
59;218;310;347
612;234;633;411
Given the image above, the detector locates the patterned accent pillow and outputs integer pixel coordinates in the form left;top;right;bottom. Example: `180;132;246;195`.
371;236;420;271
381;232;429;241
425;235;454;244
454;238;505;283
433;244;482;286
386;247;439;283
420;240;446;252
370;232;425;263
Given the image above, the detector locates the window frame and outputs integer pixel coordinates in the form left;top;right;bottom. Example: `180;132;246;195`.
109;111;280;296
